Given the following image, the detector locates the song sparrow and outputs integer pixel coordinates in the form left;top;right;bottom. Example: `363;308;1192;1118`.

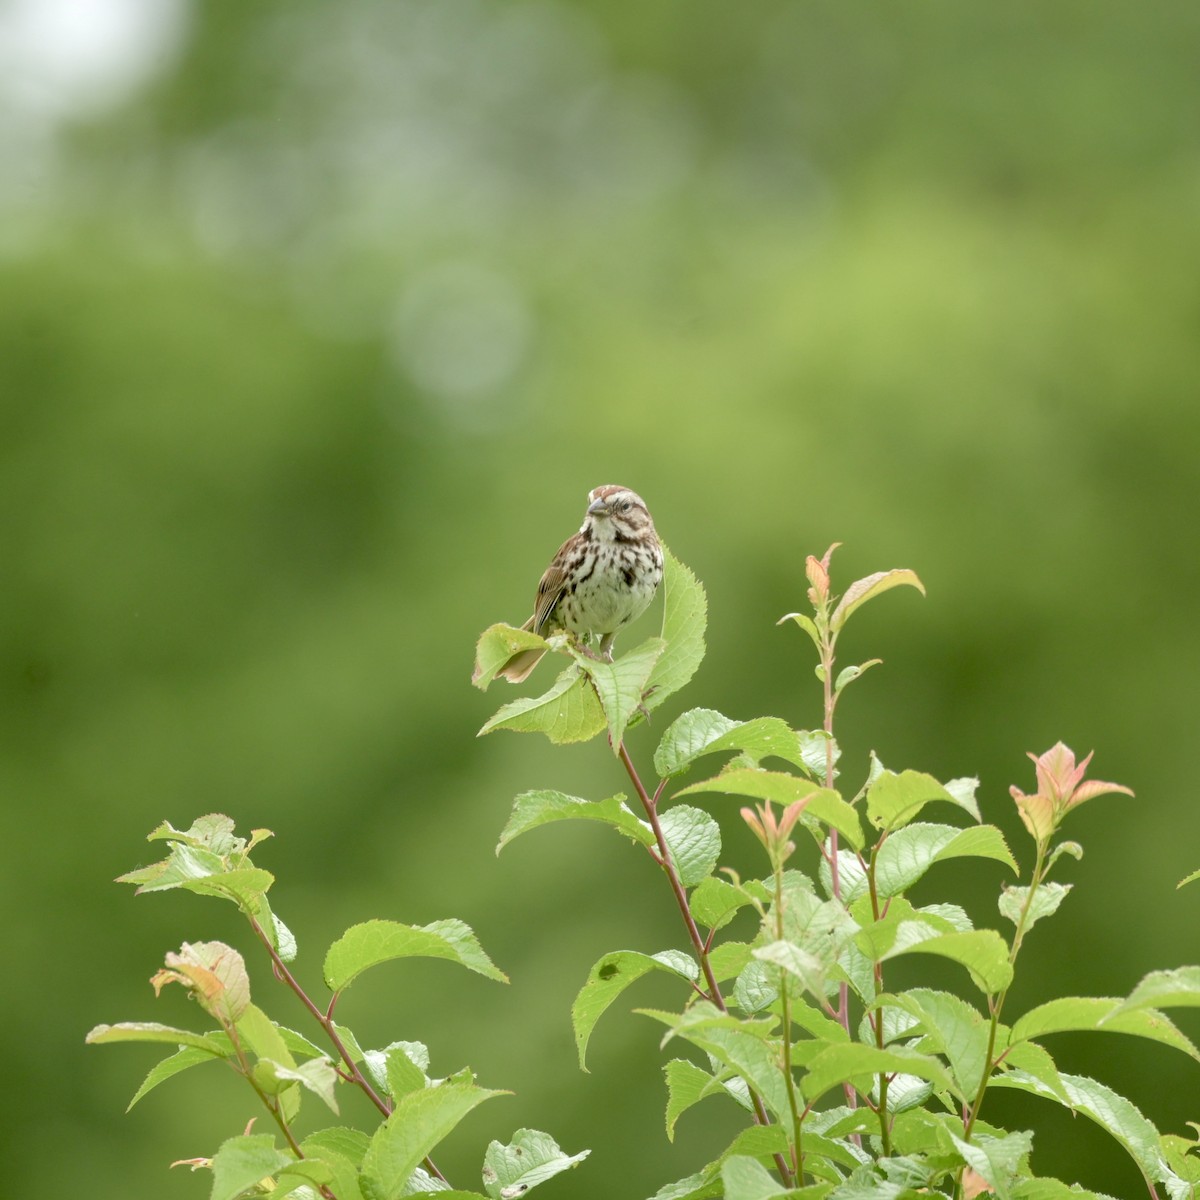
497;485;664;683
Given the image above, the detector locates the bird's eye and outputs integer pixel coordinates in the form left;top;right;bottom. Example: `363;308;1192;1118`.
618;500;631;512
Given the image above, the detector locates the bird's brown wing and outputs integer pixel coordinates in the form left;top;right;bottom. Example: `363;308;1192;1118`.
532;559;568;634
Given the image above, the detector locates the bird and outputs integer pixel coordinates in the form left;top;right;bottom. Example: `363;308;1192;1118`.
496;485;664;683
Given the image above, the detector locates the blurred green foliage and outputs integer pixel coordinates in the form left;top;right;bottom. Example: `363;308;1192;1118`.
3;0;1198;1196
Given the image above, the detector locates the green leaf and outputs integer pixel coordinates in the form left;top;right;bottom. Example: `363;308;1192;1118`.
302;1126;370;1167
645;1125;791;1200
708;940;754;983
802;1043;953;1106
865;770;974;832
947;1130;1032;1200
276;1158;335;1191
1115;966;1200;1013
677;768;862;851
146;813;244;852
125;1043;227;1110
664;1059;748;1140
869;923;1013;995
472;623;549;690
210;1134;291;1200
644;547;707;712
361;1078;507;1200
639;1004;792;1121
654;709;818;779
722;1154;830;1199
478;664;606;744
1011;996;1200;1061
660;805;721;886
777;610;822;653
496;789;653;854
1178;868;1200;889
236;1003;296;1068
573;950;698;1069
256;1056;340;1113
1012;1181;1118;1200
833;660;882;694
829;568;925;632
873;823;1018;897
151;940;251;1025
999;882;1072;930
383;1045;429;1100
85;1022;229;1055
689;875;760;931
481;1128;590;1199
324;919;508;993
572;637;666;749
991;1070;1169;1183
879;988;990;1099
1000;1040;1072;1108
753;940;828;1002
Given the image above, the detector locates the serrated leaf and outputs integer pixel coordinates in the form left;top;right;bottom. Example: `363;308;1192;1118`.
639;1004;791;1121
481;1128;589;1199
722;1154;828;1199
1115;966;1200;1014
361;1080;507;1200
664;1059;748;1141
777;610;822;653
873;823;1017;898
878;988;990;1099
834;660;882;694
1012;996;1200;1061
302;1126;371;1168
830;569;925;632
753;940;829;1002
802;1043;953;1106
677;769;862;851
85;1021;230;1055
572;637;666;749
572;950;698;1069
644;547;707;712
871;923;1013;995
125;1044;227;1110
1012;1181;1118;1200
294;1143;366;1200
947;1130;1032;1200
181;866;276;911
1001;1040;1072;1108
236;1003;296;1068
472;623;550;690
690;875;759;931
257;1057;340;1113
324;919;507;993
147;813;242;852
151;941;251;1025
991;1070;1168;1182
210;1134;291;1200
267;905;298;963
708;940;754;983
1178;868;1200;889
496;789;653;854
478;664;606;744
866;770;974;832
654;710;817;779
645;1124;791;1200
660;805;721;886
998;882;1072;930
385;1045;429;1100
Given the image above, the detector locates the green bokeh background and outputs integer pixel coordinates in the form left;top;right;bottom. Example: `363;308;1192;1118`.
4;0;1198;1195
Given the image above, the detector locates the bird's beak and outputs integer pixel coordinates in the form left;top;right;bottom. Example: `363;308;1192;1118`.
587;498;609;516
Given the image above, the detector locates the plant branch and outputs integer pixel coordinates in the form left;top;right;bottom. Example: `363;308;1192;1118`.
617;739;796;1189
